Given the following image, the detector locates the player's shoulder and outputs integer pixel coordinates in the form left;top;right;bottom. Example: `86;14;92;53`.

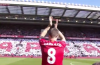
58;40;67;47
39;37;49;43
39;38;46;42
58;40;66;44
39;38;45;41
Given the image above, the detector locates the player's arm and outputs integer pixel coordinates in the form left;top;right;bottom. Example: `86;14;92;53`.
54;19;66;41
39;16;53;38
58;30;66;41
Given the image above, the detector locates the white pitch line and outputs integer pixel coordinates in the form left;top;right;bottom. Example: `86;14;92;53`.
70;62;74;65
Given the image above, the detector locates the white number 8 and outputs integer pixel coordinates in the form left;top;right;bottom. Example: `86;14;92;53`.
47;48;56;64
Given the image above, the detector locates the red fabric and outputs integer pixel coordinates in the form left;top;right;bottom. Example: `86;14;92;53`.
39;39;66;65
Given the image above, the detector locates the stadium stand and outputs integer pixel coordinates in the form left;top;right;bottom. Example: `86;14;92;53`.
0;24;100;38
0;24;100;58
0;24;41;36
65;27;100;38
0;0;100;59
0;38;100;57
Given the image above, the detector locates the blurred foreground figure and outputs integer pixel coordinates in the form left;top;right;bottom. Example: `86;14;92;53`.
93;62;100;65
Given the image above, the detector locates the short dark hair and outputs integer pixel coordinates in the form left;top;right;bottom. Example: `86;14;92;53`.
93;62;100;65
49;28;59;38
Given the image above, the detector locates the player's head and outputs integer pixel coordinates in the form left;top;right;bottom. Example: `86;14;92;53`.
48;28;59;40
92;62;100;65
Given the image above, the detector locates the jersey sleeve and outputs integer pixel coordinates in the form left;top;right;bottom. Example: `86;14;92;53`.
60;41;67;47
39;37;46;46
39;36;44;40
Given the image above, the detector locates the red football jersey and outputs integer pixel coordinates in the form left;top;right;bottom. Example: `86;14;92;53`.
39;39;66;65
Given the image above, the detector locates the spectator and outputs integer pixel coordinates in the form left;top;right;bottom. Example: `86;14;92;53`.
93;62;100;65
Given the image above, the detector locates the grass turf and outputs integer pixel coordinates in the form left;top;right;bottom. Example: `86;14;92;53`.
0;58;100;65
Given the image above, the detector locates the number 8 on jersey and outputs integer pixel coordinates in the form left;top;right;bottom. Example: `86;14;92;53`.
47;48;56;64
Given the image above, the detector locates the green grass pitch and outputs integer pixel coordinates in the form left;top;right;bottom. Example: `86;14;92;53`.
0;58;100;65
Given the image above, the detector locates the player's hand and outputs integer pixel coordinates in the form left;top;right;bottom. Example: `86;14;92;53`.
55;19;58;29
49;16;53;26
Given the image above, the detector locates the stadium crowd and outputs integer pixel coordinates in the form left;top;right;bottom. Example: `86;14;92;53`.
0;24;100;38
0;38;100;57
0;24;100;57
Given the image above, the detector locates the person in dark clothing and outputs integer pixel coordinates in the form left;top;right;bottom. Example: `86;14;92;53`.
93;62;100;65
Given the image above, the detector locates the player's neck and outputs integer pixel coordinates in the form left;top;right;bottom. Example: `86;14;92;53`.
50;38;57;41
